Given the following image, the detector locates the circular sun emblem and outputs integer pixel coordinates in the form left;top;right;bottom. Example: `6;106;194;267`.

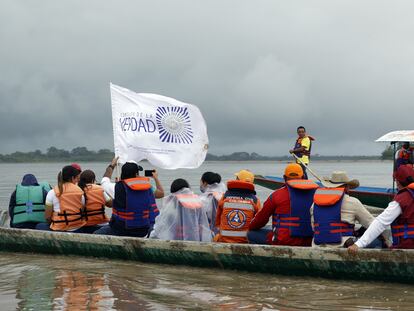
226;209;247;229
156;106;193;144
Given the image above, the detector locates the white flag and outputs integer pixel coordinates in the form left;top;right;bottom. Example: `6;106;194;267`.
110;83;209;169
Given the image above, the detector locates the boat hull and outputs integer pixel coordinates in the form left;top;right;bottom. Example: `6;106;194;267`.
255;176;395;208
0;227;413;283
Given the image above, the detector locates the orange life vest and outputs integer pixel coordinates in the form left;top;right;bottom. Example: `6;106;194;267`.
217;180;258;243
83;184;109;226
51;183;86;231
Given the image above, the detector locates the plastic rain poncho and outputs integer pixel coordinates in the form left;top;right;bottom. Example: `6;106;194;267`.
150;188;213;242
199;182;226;231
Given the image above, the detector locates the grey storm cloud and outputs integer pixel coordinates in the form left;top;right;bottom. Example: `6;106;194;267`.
1;1;414;156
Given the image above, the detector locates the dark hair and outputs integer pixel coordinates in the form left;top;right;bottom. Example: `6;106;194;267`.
170;178;190;193
201;172;221;185
121;163;140;180
57;165;81;196
297;126;306;132
78;170;96;191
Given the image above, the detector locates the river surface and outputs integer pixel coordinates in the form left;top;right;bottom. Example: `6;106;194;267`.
0;160;412;311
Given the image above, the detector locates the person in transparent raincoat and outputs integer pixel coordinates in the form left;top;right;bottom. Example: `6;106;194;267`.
150;179;213;241
199;172;226;233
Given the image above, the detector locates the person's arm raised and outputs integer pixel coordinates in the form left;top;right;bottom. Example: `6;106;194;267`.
151;170;165;199
103;156;119;179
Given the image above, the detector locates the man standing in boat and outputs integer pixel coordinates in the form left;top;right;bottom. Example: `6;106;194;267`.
289;126;314;179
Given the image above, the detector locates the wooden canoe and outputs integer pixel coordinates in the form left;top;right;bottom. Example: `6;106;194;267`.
254;175;395;208
0;212;413;283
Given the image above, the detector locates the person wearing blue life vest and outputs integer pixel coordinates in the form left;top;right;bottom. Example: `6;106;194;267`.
9;174;51;229
94;162;158;237
310;171;390;248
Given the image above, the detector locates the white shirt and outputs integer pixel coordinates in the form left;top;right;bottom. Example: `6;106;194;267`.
45;189;85;213
101;177;115;199
355;201;402;248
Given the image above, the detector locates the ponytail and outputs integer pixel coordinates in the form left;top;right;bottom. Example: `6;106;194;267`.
56;165;81;197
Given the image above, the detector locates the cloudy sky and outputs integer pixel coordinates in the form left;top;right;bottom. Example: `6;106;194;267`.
1;1;413;156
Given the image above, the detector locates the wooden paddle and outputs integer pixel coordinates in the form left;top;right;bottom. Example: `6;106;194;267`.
291;153;329;186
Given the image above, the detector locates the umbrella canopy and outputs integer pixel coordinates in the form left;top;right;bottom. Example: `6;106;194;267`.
376;130;414;143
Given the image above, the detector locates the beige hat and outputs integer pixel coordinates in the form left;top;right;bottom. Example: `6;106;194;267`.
322;171;360;189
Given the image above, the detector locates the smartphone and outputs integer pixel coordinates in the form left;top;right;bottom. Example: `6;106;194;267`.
144;169;155;177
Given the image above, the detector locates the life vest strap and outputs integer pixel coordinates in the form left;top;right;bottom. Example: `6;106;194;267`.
13;209;45;215
223;201;255;211
15;202;44;206
220;230;247;237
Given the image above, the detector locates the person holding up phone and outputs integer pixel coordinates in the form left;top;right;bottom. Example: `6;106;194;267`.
101;157;165;200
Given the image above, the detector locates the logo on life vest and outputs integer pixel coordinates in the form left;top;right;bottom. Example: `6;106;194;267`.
156;106;193;144
227;209;247;229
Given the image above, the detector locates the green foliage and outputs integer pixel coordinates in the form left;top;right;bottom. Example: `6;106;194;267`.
381;146;394;160
0;147;115;163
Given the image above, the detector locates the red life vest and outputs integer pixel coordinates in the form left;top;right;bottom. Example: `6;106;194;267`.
313;188;354;245
272;179;318;239
391;183;414;248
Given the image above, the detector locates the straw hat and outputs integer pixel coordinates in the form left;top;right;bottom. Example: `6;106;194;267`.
322;171;360;189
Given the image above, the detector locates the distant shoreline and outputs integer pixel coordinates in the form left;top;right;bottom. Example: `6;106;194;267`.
0;147;388;163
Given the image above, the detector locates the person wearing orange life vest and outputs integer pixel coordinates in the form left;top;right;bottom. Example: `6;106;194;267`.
77;170;112;233
199;171;226;233
395;142;413;171
94;162;158;237
248;163;317;246
150;179;212;241
214;170;261;243
36;164;86;232
348;165;414;254
311;171;384;248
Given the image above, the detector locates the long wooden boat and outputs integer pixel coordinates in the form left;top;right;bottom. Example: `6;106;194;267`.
255;175;395;208
0;212;413;283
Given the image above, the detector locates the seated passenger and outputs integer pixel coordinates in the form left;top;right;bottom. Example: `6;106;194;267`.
100;157;162;227
9;174;51;229
348;165;414;253
248;163;317;246
395;142;413;171
150;179;212;241
36;165;86;232
311;171;378;248
214;170;261;243
77;170;112;233
94;162;157;237
199;172;226;232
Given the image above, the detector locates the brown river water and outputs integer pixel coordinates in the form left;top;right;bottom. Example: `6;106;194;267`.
0;161;412;310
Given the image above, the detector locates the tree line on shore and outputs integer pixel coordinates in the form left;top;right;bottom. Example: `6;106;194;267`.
0;146;393;163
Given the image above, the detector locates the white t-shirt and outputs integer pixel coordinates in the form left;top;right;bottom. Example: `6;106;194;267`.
46;189;85;213
100;177;115;199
